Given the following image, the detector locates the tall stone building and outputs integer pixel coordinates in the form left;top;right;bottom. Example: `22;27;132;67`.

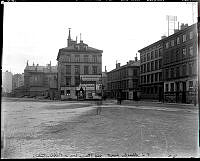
57;29;103;100
107;57;140;100
138;39;164;101
162;23;198;104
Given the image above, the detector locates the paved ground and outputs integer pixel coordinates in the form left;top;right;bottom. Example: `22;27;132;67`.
1;97;199;158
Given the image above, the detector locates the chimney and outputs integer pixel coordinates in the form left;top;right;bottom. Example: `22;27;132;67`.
116;63;120;69
135;53;138;62
105;66;107;72
180;23;185;30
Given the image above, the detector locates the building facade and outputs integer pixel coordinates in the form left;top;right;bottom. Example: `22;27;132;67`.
138;40;164;101
107;58;140;100
24;61;58;99
2;70;13;94
12;73;24;90
57;29;103;100
162;23;198;104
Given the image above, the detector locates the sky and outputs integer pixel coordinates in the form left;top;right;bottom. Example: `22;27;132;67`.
2;2;198;74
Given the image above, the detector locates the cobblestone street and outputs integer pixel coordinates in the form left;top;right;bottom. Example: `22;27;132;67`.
1;98;199;158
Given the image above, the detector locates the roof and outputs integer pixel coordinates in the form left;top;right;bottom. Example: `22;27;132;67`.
57;42;103;60
108;60;140;73
25;65;57;73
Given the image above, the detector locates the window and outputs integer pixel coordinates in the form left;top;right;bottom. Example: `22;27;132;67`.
177;37;180;45
171;40;174;47
165;84;169;92
147;63;150;72
75;65;80;75
165;42;169;49
84;66;89;75
166;69;169;79
92;66;97;74
75;76;80;86
189;31;193;39
170;68;174;78
66;65;71;74
155;60;158;70
144;64;146;73
66;76;71;86
151;74;154;83
84;55;89;62
159;72;162;81
155;50;158;58
182;64;187;76
176;67;180;78
151;51;154;59
92;55;97;62
183;34;186;42
75;55;80;62
189;46;193;56
182;48;186;58
159;59;162;69
151;61;154;71
147;75;150;83
144;54;146;62
133;69;138;76
66;90;70;96
159;48;162;57
147;53;150;61
189;63;193;76
66;55;71;62
155;73;158;82
176;49;180;61
189;81;193;91
144;75;146;83
61;90;64;95
170;83;174;92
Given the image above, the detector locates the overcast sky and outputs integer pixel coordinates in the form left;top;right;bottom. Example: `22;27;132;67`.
3;2;198;74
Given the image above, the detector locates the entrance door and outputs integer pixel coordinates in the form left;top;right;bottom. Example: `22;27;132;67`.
158;87;163;102
182;82;186;103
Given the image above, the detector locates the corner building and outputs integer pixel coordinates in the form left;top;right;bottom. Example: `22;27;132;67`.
162;23;198;104
57;29;103;100
107;59;140;100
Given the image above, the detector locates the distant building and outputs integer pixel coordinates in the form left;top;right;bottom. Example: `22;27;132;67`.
23;61;58;99
57;28;103;100
102;66;108;99
2;70;13;94
138;39;164;101
107;57;140;100
162;23;198;104
12;73;24;90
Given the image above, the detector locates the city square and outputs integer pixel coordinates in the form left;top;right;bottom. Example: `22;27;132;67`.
1;97;199;158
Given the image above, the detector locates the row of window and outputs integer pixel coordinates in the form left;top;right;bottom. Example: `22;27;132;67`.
165;81;194;92
165;31;194;49
140;59;162;73
65;76;80;86
107;80;138;90
63;54;100;63
142;86;159;95
107;68;139;81
164;63;196;80
65;65;98;75
163;45;195;65
140;72;162;84
140;48;162;63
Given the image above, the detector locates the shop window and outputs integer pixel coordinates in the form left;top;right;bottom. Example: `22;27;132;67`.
66;90;70;96
61;90;64;95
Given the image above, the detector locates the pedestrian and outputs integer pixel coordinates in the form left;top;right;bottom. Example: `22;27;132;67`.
96;100;102;115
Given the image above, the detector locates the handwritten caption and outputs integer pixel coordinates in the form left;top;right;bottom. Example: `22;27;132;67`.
33;152;178;158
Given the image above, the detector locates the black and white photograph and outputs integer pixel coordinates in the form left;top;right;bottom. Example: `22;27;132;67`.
1;1;200;158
